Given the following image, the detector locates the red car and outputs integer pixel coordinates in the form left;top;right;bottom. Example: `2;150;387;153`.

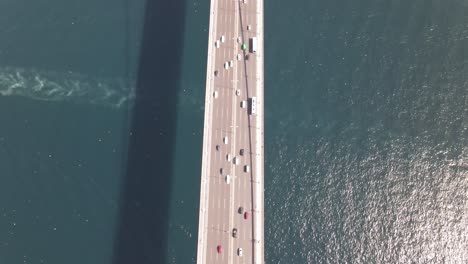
217;245;222;254
244;212;250;220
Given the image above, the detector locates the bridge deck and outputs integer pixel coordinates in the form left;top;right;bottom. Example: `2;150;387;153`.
196;0;264;263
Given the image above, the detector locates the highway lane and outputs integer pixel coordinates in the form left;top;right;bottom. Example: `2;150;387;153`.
197;0;263;263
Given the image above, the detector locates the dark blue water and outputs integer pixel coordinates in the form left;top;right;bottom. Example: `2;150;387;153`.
264;0;468;263
0;0;467;263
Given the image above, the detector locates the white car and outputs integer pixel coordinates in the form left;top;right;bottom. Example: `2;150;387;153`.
229;60;234;67
240;101;247;108
244;165;250;172
233;157;240;165
237;248;243;257
213;91;218;98
215;40;220;48
237;54;242;60
226;154;232;162
225;175;231;184
224;62;229;69
220;35;225;43
223;137;229;144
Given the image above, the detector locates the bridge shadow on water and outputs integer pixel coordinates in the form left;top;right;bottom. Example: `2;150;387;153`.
112;0;187;263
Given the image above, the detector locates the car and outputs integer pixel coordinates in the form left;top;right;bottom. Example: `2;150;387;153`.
224;62;229;69
229;60;234;67
220;35;225;43
237;54;242;60
239;149;244;156
235;89;241;96
226;154;232;162
233;157;240;165
216;145;220;151
237;248;243;257
238;207;244;214
237;37;242;43
232;228;238;238
220;168;223;174
240;101;247;108
213;91;218;98
217;245;222;254
244;212;249;220
215;40;220;48
244;165;250;172
223;137;229;144
214;70;218;76
225;175;231;184
247;25;252;31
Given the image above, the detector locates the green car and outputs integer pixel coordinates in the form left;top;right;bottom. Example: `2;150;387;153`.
241;44;247;50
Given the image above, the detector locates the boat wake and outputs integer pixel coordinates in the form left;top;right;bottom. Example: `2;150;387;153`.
0;66;135;108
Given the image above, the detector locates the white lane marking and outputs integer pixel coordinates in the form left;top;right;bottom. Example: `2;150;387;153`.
228;1;241;263
213;245;216;262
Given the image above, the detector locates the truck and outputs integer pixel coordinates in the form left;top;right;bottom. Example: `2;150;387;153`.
248;97;257;115
249;37;257;53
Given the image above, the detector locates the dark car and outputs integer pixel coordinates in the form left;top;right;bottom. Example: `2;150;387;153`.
244;212;250;220
238;207;244;214
217;245;222;254
239;149;244;156
232;228;238;238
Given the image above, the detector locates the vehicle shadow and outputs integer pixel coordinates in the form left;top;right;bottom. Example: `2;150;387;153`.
112;0;186;263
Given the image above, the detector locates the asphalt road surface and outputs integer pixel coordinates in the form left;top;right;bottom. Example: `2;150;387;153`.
197;0;264;263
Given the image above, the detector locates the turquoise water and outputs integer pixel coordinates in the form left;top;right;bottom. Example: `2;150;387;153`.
0;0;467;263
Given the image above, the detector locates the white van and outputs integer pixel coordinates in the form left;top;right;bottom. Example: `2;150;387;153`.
240;101;247;108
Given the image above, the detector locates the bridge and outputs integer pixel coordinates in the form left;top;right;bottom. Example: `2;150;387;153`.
196;0;264;263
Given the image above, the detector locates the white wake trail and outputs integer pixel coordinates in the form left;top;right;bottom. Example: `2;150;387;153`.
0;66;135;108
